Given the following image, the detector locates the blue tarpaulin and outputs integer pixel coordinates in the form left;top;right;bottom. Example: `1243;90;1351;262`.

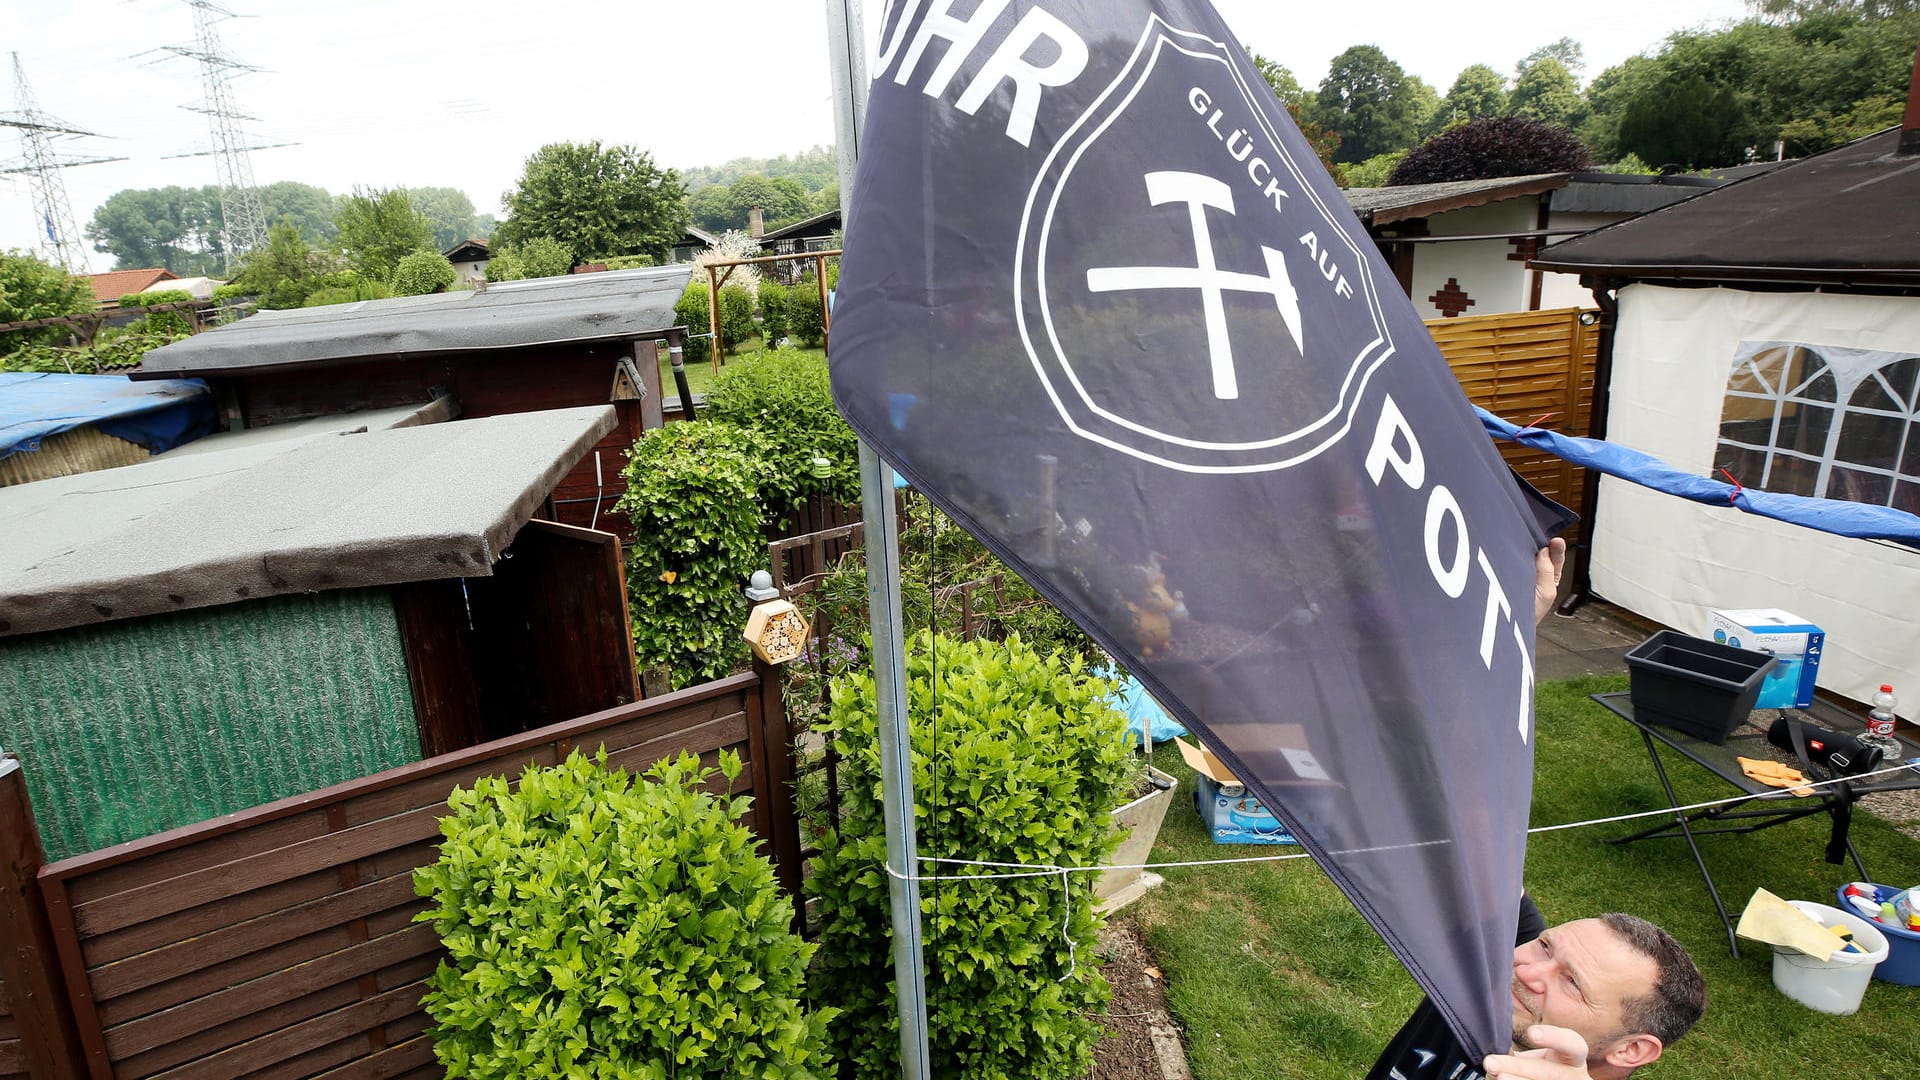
1099;665;1190;749
0;373;214;462
1477;407;1920;547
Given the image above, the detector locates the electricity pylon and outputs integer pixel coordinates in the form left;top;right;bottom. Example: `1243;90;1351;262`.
1;53;124;273
165;1;271;263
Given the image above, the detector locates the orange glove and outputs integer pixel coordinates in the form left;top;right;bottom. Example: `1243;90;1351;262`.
1738;756;1813;797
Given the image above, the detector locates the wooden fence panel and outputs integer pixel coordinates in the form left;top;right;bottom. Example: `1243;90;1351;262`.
34;672;791;1080
1427;307;1597;528
0;759;87;1080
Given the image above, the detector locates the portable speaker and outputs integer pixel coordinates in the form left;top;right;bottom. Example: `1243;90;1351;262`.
1767;716;1884;776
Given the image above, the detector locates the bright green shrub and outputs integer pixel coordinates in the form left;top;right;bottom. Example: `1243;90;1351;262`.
416;749;835;1080
808;631;1134;1079
617;420;775;687
118;288;194;309
486;236;573;282
703;350;858;516
757;282;791;344
118;289;197;336
598;253;656;270
212;282;252;301
390;250;458;296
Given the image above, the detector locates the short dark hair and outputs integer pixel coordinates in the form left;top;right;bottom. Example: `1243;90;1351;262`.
1598;913;1706;1048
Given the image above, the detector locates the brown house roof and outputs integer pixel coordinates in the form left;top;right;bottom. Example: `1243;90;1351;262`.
82;268;179;308
1532;128;1920;288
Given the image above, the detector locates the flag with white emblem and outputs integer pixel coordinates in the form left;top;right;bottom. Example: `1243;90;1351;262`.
829;0;1563;1059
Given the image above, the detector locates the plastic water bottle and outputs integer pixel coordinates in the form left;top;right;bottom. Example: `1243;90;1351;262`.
1861;684;1901;761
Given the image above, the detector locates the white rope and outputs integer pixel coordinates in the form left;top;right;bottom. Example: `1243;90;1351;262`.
878;758;1920;884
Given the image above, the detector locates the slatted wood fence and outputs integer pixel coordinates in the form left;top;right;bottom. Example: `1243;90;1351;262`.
4;669;793;1080
1427;306;1599;528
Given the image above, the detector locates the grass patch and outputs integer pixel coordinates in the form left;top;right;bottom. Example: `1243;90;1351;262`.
1132;674;1920;1078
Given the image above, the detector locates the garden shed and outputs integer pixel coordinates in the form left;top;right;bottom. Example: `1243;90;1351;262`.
1533;121;1920;710
0;405;638;860
0;371;214;486
131;265;699;539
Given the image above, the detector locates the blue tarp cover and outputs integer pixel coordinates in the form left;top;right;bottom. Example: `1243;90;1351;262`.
0;373;214;461
1477;407;1920;547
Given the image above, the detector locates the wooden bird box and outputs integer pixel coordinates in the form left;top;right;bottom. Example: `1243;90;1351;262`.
743;599;810;665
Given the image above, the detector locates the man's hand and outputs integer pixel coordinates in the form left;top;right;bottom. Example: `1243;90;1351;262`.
1485;1025;1593;1080
1533;537;1567;625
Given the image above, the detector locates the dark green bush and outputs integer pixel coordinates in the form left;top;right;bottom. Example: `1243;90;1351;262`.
617;420;775;687
758;281;791;344
703;350;859;516
416;749;834;1079
808;631;1133;1079
787;275;825;347
718;283;755;351
671;281;755;363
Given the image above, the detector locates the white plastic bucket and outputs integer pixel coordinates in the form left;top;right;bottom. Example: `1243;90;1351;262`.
1770;901;1890;1015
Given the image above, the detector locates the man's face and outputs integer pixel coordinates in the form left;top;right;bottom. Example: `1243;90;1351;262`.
1509;919;1658;1060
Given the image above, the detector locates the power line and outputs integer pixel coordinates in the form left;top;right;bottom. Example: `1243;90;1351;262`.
0;53;125;273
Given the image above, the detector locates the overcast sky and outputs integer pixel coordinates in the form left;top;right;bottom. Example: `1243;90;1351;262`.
3;0;1752;272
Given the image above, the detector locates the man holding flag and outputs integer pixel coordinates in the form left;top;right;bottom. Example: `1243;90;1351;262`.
828;0;1692;1070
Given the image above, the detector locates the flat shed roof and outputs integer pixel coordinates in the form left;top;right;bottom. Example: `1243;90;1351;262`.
0;405;615;637
133;265;694;379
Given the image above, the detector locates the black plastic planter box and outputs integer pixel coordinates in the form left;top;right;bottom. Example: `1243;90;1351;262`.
1625;630;1774;743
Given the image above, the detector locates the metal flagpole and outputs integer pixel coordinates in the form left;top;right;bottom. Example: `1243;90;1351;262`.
826;2;932;1077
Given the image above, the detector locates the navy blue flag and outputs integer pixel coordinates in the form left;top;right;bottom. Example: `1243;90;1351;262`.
829;0;1559;1059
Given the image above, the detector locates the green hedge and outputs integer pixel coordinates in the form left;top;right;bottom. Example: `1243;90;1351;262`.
808;632;1133;1079
416;749;834;1079
702;351;859;517
616;421;775;688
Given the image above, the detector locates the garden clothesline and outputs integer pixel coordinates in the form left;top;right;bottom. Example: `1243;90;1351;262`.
883;757;1920;884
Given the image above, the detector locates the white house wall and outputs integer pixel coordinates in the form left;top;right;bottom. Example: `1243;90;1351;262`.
1538;212;1618;311
1407;200;1539;320
1593;284;1920;713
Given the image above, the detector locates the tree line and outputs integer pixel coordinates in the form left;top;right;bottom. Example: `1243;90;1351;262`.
1254;0;1918;184
71;0;1918;302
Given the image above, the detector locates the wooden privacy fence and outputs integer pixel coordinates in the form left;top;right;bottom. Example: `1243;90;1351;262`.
0;668;795;1080
1427;306;1599;528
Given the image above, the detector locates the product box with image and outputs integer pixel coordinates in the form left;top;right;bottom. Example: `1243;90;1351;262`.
1706;609;1824;710
1175;736;1300;846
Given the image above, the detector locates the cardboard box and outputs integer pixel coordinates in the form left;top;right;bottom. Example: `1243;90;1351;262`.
1706;609;1824;710
1176;737;1300;846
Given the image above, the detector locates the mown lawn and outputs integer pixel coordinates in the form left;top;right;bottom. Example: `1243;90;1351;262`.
1127;674;1920;1078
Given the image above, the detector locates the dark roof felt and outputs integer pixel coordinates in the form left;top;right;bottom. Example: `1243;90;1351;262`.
132;265;694;378
1341;173;1569;226
1533;129;1920;287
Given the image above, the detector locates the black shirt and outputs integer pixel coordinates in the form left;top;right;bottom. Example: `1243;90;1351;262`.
1366;895;1547;1080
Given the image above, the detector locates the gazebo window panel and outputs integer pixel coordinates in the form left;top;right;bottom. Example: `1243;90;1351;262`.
1716;340;1920;509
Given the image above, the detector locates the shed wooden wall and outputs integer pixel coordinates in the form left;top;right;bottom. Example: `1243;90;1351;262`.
32;671;792;1080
